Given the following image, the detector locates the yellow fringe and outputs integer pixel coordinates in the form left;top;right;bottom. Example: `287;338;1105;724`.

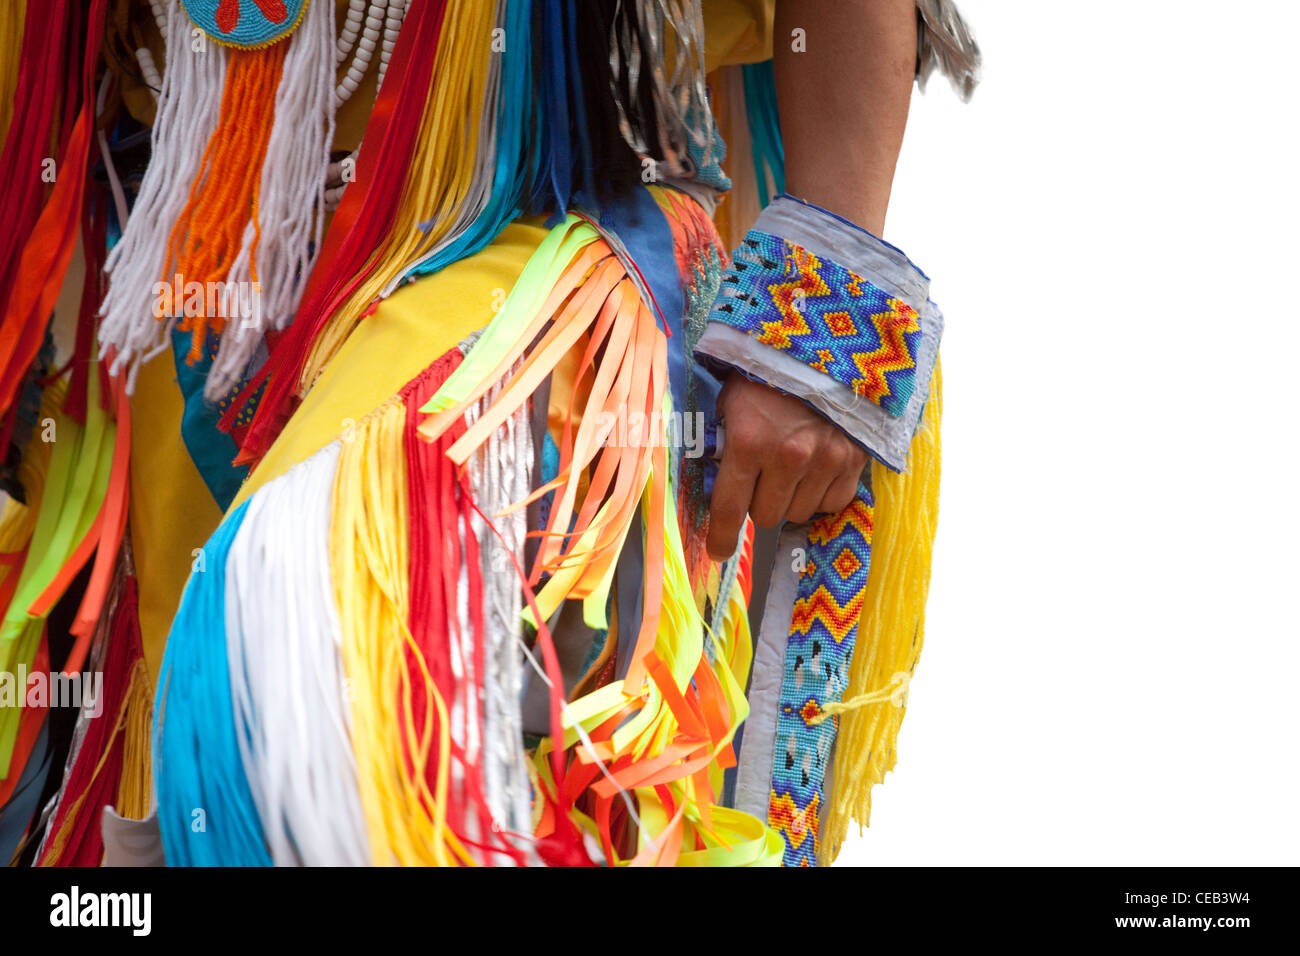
115;658;154;821
820;360;943;865
330;398;473;866
0;1;25;146
299;0;495;394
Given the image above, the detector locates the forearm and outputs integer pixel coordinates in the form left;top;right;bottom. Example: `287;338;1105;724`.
773;0;916;236
699;2;940;557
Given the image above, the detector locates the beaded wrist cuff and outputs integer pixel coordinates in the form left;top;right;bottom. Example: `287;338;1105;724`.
694;195;942;473
711;230;923;418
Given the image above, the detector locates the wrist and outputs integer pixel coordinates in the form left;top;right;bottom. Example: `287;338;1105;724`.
780;179;889;238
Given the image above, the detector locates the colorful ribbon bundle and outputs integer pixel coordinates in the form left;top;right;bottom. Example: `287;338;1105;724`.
152;194;777;865
1;0;977;866
0;0;148;864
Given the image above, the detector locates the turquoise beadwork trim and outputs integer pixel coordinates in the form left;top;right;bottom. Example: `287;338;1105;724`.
766;483;873;866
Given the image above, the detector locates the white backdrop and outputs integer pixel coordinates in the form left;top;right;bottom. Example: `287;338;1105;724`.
836;0;1300;865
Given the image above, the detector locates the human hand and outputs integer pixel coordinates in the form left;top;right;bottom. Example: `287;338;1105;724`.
706;373;868;561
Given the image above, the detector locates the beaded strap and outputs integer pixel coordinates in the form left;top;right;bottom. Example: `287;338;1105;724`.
767;484;874;866
710;230;923;419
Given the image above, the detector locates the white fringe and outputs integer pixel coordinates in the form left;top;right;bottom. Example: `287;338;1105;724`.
207;0;338;401
98;1;227;391
224;441;371;867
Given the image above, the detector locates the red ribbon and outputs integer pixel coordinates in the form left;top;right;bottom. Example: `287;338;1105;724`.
225;0;450;464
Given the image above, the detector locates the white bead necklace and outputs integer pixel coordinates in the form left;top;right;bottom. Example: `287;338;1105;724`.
327;0;409;208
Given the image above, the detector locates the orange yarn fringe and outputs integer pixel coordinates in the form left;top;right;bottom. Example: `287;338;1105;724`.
164;44;287;364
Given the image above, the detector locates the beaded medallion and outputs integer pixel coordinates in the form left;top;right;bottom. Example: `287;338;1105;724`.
180;0;309;49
